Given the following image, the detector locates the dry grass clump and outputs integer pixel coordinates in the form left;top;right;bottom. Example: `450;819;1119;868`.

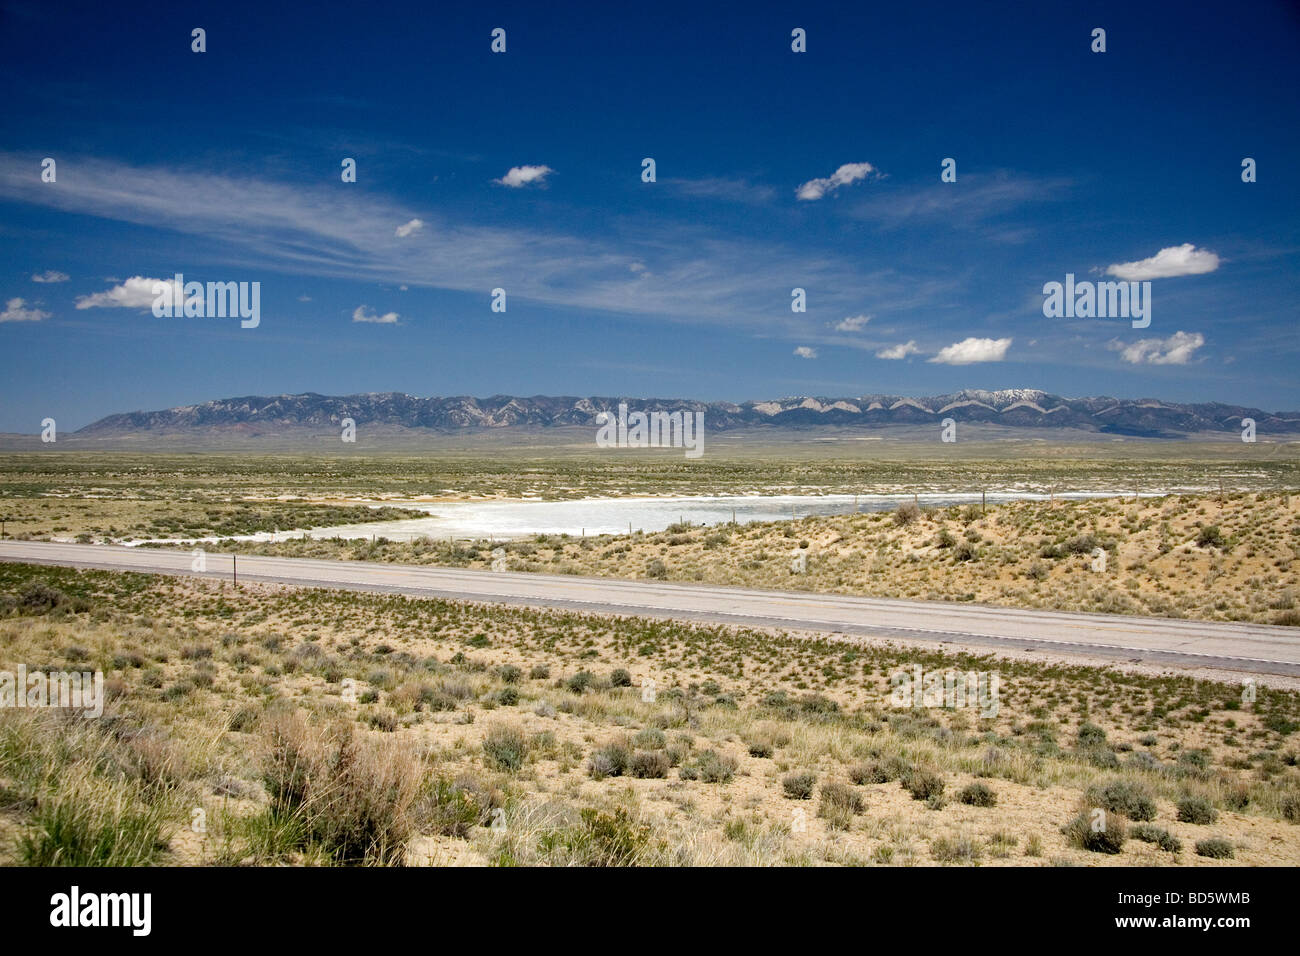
259;709;424;865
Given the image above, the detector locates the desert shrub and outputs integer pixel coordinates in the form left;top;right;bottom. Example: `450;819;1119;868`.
4;583;91;617
261;710;423;864
1280;793;1300;823
1062;811;1126;854
587;739;633;779
1176;795;1218;824
633;728;666;750
1088;779;1157;821
528;665;550;680
953;541;977;562
819;781;864;815
610;668;632;688
482;725;530;772
1197;525;1226;548
1195;838;1234;859
782;772;817;800
902;768;945;801
680;749;735;783
893;501;921;527
425;776;495;838
958;782;997;807
931;835;981;863
563;807;652;867
629;750;670;779
565;671;595;694
1077;722;1107;747
1130;824;1182;854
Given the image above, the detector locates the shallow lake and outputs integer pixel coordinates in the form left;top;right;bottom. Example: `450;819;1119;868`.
127;490;1143;545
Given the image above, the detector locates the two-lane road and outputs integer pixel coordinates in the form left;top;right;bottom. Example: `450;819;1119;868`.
2;540;1298;677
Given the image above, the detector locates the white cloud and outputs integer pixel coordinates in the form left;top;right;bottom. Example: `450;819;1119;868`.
0;153;938;330
395;218;424;238
31;270;68;283
834;314;870;331
793;346;818;359
928;336;1012;365
352;305;399;325
876;340;919;360
0;297;49;322
796;162;876;201
1106;243;1220;281
297;294;312;302
75;276;177;310
1111;330;1205;365
495;165;553;188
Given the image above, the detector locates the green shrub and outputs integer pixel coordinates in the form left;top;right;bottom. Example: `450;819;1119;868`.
482;725;530;773
629;750;670;779
1077;722;1107;747
1062;811;1126;854
782;772;817;800
1088;779;1157;821
1195;838;1234;859
902;768;945;801
632;728;666;750
958;782;997;807
819;781;864;816
1176;795;1218;825
587;739;632;779
1130;824;1182;854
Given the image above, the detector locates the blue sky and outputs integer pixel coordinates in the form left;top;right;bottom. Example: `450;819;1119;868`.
1;0;1298;431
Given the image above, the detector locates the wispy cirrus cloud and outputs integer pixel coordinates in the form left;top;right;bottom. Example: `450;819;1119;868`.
850;172;1071;238
664;176;776;204
0;153;934;332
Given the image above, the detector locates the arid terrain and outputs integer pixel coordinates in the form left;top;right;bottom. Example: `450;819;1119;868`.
208;491;1300;627
0;561;1297;867
2;449;1298;867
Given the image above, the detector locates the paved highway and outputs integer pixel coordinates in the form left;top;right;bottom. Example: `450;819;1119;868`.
2;540;1297;677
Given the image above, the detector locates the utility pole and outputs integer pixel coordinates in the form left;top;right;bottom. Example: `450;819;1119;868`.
232;554;237;588
981;490;986;515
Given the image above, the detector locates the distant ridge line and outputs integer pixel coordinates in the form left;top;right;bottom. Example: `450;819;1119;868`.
74;389;1300;439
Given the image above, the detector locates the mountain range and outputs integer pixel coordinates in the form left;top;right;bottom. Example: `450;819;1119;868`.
71;389;1300;440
